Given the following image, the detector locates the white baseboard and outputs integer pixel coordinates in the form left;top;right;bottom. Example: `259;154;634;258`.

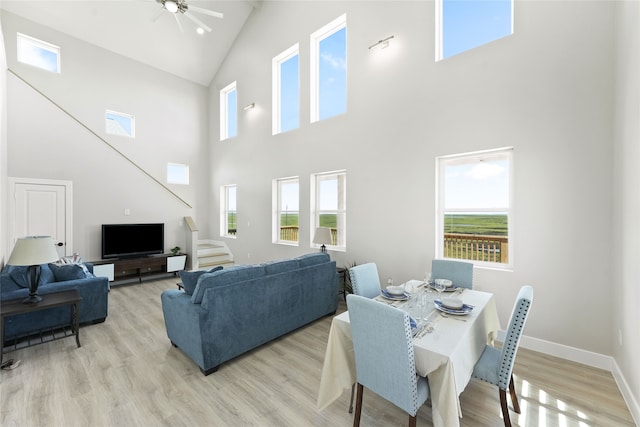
497;331;640;425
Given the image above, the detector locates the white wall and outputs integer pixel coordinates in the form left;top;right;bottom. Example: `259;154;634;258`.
613;0;640;418
0;11;7;266
209;0;616;357
2;11;211;261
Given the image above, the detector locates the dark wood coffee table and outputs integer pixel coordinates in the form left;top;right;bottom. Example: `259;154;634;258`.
1;290;82;363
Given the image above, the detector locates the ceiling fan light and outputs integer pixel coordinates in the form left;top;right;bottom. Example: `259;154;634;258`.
165;0;178;13
196;27;205;35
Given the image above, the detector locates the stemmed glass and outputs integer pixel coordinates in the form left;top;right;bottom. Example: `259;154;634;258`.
433;279;446;299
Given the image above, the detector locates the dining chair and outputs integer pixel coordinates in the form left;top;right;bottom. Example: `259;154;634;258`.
471;285;533;427
348;263;382;300
431;259;474;289
346;294;430;427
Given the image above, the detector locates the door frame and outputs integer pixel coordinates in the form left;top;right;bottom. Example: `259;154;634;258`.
8;177;73;256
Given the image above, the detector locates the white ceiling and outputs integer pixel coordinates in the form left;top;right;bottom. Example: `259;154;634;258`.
1;0;258;86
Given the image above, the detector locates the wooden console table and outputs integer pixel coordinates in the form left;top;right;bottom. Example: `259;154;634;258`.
1;290;82;363
93;254;187;284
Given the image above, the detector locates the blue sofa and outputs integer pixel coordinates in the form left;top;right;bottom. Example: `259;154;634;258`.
1;263;109;343
161;253;338;375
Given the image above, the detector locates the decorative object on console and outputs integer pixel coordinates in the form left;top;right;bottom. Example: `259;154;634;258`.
171;246;181;255
313;227;333;253
6;236;60;304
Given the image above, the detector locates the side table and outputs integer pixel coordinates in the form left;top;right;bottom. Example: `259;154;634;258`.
1;290;82;363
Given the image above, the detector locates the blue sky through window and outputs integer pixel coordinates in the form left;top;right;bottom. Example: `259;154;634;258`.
442;0;512;59
280;55;300;133
105;111;134;137
228;89;237;138
319;177;338;210
280;180;299;211
18;34;60;73
318;27;347;120
444;159;509;210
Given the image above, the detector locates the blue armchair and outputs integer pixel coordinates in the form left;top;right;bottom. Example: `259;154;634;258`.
347;294;430;427
472;285;534;427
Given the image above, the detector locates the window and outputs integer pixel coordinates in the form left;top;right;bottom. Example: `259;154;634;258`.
310;14;347;123
105;110;135;138
220;81;237;141
220;184;237;238
272;44;300;135
436;147;513;268
17;33;60;73
167;163;189;185
436;0;513;60
272;177;300;244
311;170;346;251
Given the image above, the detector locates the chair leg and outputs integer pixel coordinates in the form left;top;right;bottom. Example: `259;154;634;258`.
508;374;520;414
408;415;417;427
353;383;364;427
348;383;355;413
499;389;512;427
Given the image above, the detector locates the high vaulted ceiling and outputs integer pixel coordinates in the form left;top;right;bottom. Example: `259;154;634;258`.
1;0;258;86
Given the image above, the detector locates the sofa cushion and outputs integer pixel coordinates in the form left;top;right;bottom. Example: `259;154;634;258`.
6;264;55;288
180;266;223;296
262;259;299;275
295;253;329;268
191;265;266;304
49;264;85;282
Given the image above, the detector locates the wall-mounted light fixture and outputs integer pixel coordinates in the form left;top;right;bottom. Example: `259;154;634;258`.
243;102;255;111
369;35;395;52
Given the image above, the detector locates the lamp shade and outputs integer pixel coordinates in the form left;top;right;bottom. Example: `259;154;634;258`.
312;227;333;246
7;236;60;266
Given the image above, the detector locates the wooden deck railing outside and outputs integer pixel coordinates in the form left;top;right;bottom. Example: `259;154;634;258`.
444;233;508;263
279;226;337;245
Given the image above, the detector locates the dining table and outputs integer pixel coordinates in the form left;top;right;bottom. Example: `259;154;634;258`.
316;280;501;427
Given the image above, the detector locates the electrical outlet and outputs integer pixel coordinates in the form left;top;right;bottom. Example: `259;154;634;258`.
124;208;131;216
247;253;251;259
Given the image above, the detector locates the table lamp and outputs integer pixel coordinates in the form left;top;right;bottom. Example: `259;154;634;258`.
312;227;333;253
7;236;60;304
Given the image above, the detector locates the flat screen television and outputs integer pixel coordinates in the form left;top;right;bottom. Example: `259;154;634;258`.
101;223;164;259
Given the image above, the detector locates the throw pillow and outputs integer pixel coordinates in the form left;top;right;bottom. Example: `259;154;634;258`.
49;264;85;282
179;266;223;296
8;264;55;288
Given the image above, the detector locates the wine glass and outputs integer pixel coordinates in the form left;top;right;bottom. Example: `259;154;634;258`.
434;279;446;299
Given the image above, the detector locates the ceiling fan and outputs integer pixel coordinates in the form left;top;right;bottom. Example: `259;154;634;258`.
154;0;224;34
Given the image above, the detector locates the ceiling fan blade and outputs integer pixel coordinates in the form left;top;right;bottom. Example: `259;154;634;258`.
188;5;223;19
183;11;212;32
173;13;184;32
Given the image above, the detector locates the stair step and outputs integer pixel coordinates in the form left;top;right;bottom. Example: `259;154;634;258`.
199;260;235;269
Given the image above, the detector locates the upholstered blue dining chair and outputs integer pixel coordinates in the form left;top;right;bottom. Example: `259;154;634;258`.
349;263;382;299
347;294;430;427
346;262;382;412
471;285;533;427
431;259;474;289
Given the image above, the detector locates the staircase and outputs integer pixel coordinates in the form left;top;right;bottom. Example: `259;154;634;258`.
196;240;235;270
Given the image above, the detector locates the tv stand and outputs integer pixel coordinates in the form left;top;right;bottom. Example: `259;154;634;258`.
93;254;187;284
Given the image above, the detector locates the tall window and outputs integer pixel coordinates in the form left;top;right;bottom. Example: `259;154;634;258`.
272;44;300;135
311;170;346;251
220;184;237;238
105;110;135;138
436;147;513;268
436;0;513;61
273;177;300;245
17;33;60;73
220;81;237;141
310;14;347;123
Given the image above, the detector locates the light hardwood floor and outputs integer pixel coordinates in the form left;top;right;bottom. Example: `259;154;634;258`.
1;277;635;426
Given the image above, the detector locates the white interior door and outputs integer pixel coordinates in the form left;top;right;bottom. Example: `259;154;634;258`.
9;178;73;258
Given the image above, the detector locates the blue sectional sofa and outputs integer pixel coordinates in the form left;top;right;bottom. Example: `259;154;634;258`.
161;253;338;375
1;263;109;343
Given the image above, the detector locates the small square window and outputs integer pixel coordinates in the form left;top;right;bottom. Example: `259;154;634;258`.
105;110;135;138
17;33;60;73
167;163;189;185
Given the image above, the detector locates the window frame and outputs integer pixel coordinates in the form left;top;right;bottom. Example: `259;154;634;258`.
310;170;347;252
220;184;237;238
272;176;300;246
309;14;347;123
436;147;514;269
219;81;237;141
17;32;61;73
272;44;300;135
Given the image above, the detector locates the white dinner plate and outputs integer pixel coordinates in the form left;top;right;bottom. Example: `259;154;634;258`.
380;290;409;301
434;299;473;315
428;283;459;292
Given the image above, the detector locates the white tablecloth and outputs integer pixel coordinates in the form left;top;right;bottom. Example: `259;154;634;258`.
317;288;500;427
